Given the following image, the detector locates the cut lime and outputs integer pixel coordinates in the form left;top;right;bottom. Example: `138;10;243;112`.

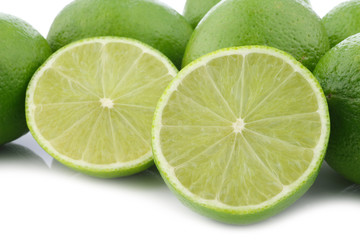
26;37;177;178
152;46;330;224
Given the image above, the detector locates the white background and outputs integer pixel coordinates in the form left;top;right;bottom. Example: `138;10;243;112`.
1;0;359;239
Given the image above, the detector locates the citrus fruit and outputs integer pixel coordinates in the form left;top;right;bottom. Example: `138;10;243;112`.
182;0;329;71
26;37;177;178
47;0;193;69
152;46;330;224
322;0;360;48
313;33;360;184
183;0;311;29
0;13;51;145
183;0;221;28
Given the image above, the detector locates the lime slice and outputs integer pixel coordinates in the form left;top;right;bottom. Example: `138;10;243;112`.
152;46;330;224
26;37;177;178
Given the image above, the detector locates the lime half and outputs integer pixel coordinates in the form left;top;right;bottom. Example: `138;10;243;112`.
152;46;330;224
26;37;177;178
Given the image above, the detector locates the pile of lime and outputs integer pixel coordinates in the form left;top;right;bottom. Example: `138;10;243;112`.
1;0;360;224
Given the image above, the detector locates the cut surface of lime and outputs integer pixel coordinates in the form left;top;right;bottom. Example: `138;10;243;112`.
152;46;329;224
26;37;177;177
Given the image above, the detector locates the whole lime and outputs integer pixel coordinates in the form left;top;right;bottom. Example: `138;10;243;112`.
313;33;360;184
0;13;51;145
322;0;360;48
47;0;193;68
182;0;329;71
183;0;311;29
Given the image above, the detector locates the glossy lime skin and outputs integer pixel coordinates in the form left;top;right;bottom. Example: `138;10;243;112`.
47;0;193;69
314;33;360;184
0;13;51;145
183;0;221;28
183;0;311;29
322;0;360;48
182;0;329;71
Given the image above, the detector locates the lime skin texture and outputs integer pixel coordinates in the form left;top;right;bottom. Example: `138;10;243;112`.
183;0;312;29
314;33;360;184
47;0;193;69
183;0;221;28
0;13;52;145
322;0;360;48
182;0;329;71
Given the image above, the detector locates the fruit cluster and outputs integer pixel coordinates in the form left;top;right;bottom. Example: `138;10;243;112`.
1;0;360;224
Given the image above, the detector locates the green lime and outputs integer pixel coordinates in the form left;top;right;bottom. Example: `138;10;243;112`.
183;0;311;29
26;37;177;178
47;0;193;69
153;46;330;224
182;0;329;71
313;33;360;184
322;0;360;48
0;13;51;145
183;0;221;28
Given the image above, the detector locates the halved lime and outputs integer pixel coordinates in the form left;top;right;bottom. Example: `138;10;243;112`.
26;37;177;178
152;46;330;224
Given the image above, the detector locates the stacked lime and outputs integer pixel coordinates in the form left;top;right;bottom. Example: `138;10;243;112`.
0;13;51;145
183;0;312;29
314;33;360;184
322;0;360;47
47;0;193;68
183;0;221;28
183;0;329;71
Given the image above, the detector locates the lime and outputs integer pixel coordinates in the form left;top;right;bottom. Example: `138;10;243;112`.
313;33;360;184
153;46;330;224
322;0;360;48
183;0;221;28
26;37;177;178
183;0;311;29
47;0;193;69
0;13;51;145
182;0;329;71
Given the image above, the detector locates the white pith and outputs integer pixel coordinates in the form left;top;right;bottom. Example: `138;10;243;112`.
232;118;245;133
100;98;114;109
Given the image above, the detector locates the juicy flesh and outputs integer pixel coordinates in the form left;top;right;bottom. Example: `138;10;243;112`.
160;53;322;206
32;41;174;165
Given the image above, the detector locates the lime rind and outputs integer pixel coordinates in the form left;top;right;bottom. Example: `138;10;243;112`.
26;37;178;178
152;45;330;223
